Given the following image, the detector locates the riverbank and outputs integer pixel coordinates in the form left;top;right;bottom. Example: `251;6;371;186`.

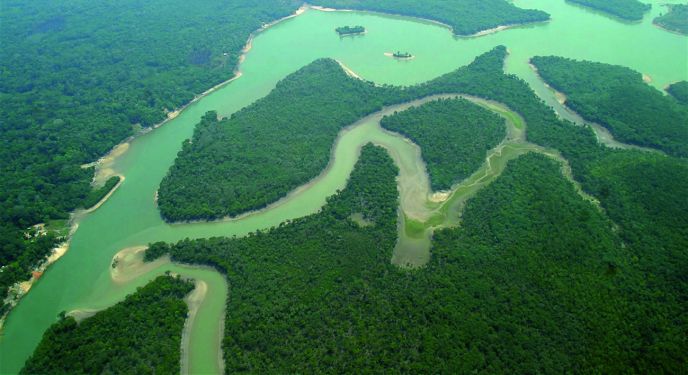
0;4;312;332
463;20;550;38
0;175;124;331
0;239;72;331
528;61;663;153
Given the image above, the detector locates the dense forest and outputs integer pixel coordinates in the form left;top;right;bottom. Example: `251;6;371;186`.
567;0;651;21
0;0;554;313
311;0;550;35
147;145;687;372
654;3;688;35
24;47;688;372
157;60;408;221
531;56;688;157
0;0;301;314
667;80;688;104
21;275;194;374
380;98;505;191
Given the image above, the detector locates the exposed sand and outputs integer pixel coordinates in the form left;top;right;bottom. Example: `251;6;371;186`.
0;240;72;331
335;59;364;80
110;246;171;284
429;191;450;203
180;279;208;375
67;308;100;323
92;143;129;186
469;25;509;37
555;91;567;105
310;5;351;12
80;175;125;214
166;109;180;120
643;73;652;83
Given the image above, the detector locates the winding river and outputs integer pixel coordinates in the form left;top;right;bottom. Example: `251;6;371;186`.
1;0;685;373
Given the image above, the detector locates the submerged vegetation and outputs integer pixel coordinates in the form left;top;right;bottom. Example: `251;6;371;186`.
149;48;688;371
567;0;651;21
653;4;688;35
380;98;505;191
148;144;687;372
311;0;550;35
531;56;688;157
336;25;366;35
21;275;193;374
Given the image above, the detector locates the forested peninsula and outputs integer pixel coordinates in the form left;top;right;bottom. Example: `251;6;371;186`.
380;98;505;191
311;0;550;35
531;56;688;157
567;0;651;21
654;4;688;35
147;48;687;372
21;275;193;374
0;0;300;316
0;0;551;315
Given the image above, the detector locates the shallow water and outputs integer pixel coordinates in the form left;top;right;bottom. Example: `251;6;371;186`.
1;1;685;373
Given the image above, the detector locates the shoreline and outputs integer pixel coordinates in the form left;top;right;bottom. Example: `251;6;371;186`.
652;20;687;36
309;3;544;38
0;238;72;331
335;59;364;81
528;62;663;153
0;3;310;331
180;279;207;375
109;246;227;375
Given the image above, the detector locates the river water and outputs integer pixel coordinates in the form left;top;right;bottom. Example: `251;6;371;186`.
1;1;685;373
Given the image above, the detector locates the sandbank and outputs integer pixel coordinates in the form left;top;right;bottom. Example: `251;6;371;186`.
110;246;171;284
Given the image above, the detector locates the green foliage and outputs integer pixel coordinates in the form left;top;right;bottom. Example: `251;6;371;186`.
81;176;121;210
149;147;688;371
654;4;688;34
567;0;651;21
310;0;550;35
381;98;505;190
0;0;300;312
158;60;405;221
667;80;688;104
0;230;60;303
21;275;194;375
151;48;687;372
158;47;561;222
336;25;365;35
531;56;688;157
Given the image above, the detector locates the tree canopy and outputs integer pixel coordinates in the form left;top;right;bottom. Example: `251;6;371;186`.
380;98;506;191
311;0;550;35
531;56;688;157
21;275;194;374
567;0;651;21
653;4;688;35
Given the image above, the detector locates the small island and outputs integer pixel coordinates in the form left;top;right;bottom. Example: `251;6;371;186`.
335;25;366;36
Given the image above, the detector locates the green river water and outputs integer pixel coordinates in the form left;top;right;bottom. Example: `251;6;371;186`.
1;0;685;373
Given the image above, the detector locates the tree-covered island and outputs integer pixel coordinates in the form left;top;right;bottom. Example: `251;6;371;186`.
336;25;366;35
